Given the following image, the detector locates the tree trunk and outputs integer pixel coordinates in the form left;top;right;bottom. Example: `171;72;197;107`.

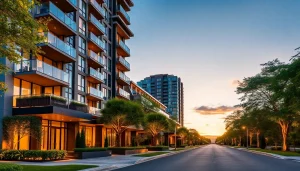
279;121;290;151
116;133;121;147
239;136;242;146
234;138;237;146
256;131;260;148
249;132;253;147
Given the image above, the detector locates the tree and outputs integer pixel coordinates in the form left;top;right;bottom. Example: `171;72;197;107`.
135;95;159;114
177;127;189;145
2;116;41;149
75;131;81;148
80;129;86;148
237;59;300;151
99;99;145;147
143;113;169;146
104;137;109;148
0;0;48;92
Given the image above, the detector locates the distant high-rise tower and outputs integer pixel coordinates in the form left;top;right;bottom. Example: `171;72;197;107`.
137;74;184;126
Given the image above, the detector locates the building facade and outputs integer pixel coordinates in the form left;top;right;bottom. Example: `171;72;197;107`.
0;0;134;150
137;74;184;126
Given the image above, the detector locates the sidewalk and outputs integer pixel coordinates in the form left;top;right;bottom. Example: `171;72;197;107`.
2;146;203;171
231;147;300;162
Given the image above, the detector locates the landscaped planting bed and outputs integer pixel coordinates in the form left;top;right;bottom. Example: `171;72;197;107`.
74;148;111;159
146;146;169;151
108;147;148;155
0;150;67;161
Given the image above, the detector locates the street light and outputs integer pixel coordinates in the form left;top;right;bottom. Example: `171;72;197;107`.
242;126;248;149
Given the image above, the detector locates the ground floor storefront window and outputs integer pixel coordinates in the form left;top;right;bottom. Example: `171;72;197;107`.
41;120;67;150
106;128;116;147
80;125;96;147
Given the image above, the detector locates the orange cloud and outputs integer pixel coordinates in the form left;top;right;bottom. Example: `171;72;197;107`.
194;105;239;115
231;80;240;87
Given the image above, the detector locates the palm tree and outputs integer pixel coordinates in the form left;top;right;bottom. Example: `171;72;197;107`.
100;99;145;147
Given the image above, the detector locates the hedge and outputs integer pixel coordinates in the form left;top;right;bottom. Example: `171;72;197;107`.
108;147;146;150
74;148;108;152
0;150;66;161
0;163;22;171
146;146;169;149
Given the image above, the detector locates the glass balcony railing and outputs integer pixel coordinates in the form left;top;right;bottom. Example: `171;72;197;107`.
88;87;104;99
118;72;130;84
88;106;102;116
119;57;130;70
89;32;105;50
14;60;69;83
39;32;76;58
118;88;130;99
90;14;105;33
88;50;104;66
68;0;77;7
118;40;130;55
90;0;105;16
119;5;130;23
35;2;77;32
89;67;104;82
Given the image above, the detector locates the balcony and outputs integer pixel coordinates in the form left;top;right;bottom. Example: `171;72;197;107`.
87;50;105;68
34;2;77;36
88;106;102;117
38;32;76;62
88;32;105;53
117;72;130;86
89;14;105;35
47;0;77;12
117;57;130;71
117;40;130;57
117;88;130;100
13;94;93;121
14;60;69;87
87;87;104;101
117;0;131;11
117;5;130;25
87;67;104;84
89;0;105;20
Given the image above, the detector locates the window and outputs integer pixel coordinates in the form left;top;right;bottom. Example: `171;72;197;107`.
21;80;31;95
103;72;107;85
32;84;41;95
103;39;108;53
13;78;20;96
102;88;107;99
78;74;85;92
54;86;61;96
78;37;86;54
108;59;111;72
45;87;53;94
108;74;111;87
103;56;107;70
79;0;86;17
79;18;86;35
65;36;75;47
78;94;85;103
78;56;85;72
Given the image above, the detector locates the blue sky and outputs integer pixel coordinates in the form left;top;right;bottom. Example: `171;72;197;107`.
126;0;300;135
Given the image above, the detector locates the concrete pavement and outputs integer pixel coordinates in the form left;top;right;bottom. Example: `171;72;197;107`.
115;144;300;171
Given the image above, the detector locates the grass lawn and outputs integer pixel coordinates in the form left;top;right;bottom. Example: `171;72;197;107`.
134;152;169;157
249;149;300;156
21;165;98;171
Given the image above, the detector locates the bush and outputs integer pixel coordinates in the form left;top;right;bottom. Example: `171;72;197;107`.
0;150;66;161
146;146;169;151
108;147;146;150
271;146;282;151
0;163;22;171
104;137;109;148
260;134;266;149
74;148;108;152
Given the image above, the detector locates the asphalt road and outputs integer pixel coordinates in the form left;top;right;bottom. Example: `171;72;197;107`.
115;144;300;171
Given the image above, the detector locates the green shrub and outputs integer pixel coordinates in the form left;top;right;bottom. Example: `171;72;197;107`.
75;131;81;148
104;137;109;148
74;148;108;152
0;163;22;171
108;147;146;150
80;130;86;148
0;150;66;161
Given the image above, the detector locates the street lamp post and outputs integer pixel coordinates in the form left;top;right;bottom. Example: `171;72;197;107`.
242;126;249;149
175;126;177;150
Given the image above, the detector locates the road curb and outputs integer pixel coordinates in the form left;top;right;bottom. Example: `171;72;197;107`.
135;146;204;164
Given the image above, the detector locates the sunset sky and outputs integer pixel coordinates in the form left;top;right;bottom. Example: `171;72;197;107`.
127;0;300;136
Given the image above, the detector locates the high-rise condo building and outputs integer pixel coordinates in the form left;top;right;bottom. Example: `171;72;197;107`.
137;74;184;126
